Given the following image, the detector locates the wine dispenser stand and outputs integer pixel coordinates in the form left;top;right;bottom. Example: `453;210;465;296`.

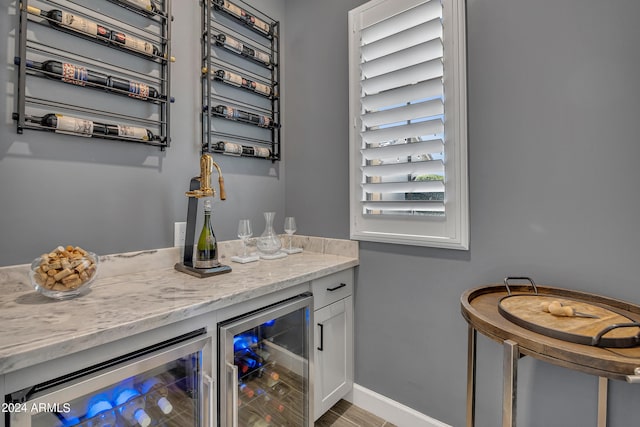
174;154;232;278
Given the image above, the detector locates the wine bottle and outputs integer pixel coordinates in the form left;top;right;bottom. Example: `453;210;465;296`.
37;113;99;136
213;69;243;87
262;395;285;413
238;382;256;398
213;141;242;155
15;57;171;102
213;105;273;128
113;388;152;427
254;147;271;158
212;68;272;97
252;48;271;66
86;395;118;427
194;199;218;268
247;15;271;36
110;31;161;57
107;76;167;101
236;348;263;371
138;377;173;415
105;123;158;141
13;56;174;102
30;113;159;141
245;79;272;97
26;6;111;41
215;33;253;57
15;57;109;87
259;366;280;384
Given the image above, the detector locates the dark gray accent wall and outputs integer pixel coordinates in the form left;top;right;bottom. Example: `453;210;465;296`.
284;0;640;426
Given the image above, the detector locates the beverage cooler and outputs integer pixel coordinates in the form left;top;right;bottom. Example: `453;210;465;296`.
218;293;313;427
7;331;213;427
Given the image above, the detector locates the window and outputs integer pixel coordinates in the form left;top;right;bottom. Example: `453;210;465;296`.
348;0;468;249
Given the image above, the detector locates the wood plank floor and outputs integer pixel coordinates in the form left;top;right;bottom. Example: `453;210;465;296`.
315;400;397;427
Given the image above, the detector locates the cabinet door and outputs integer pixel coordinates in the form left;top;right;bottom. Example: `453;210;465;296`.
314;296;354;420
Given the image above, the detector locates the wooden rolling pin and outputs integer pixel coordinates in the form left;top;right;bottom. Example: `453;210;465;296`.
540;301;599;319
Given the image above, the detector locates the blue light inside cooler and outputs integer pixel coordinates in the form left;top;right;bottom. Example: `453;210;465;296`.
86;394;112;418
234;332;258;352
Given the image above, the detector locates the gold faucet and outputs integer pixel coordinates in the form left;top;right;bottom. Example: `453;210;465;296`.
185;154;226;200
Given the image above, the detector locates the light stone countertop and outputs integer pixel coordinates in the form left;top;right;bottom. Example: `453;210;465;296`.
0;236;358;375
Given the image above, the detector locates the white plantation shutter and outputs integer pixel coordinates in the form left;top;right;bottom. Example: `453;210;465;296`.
349;0;468;249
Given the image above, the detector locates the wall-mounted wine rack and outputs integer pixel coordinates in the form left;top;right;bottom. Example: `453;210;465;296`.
14;0;172;150
201;0;280;161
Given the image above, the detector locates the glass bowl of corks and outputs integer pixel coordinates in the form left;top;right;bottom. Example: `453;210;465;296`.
29;245;98;300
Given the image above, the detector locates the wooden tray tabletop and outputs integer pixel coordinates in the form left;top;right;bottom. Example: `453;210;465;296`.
461;284;640;381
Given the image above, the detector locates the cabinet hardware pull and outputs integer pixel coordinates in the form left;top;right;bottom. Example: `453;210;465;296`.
327;283;347;292
317;323;324;351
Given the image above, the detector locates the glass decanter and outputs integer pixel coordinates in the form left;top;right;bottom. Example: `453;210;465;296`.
257;212;282;255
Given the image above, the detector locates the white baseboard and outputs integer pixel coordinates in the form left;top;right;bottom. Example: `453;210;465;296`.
345;384;453;427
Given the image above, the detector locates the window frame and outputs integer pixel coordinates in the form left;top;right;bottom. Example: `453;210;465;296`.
348;0;469;250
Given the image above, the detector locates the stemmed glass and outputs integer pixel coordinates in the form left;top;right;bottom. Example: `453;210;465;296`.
237;219;252;258
284;217;297;252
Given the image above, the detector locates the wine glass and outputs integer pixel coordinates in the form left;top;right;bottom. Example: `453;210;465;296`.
284;217;297;251
237;219;252;258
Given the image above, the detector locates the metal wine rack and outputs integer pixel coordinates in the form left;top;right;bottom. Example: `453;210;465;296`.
14;0;172;150
201;0;280;161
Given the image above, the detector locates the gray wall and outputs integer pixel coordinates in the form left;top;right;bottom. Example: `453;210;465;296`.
284;0;640;426
0;0;286;267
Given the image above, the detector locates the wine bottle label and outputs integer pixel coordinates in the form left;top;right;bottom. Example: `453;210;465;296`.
223;35;243;53
254;50;271;65
223;142;242;154
128;82;150;99
61;63;88;86
251;16;270;34
223;1;243;18
56;115;94;136
221;70;243;86
113;33;155;56
254;147;271;158
252;81;271;96
117;125;149;140
60;11;99;36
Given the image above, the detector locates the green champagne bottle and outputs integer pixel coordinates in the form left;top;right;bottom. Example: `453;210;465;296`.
195;199;218;268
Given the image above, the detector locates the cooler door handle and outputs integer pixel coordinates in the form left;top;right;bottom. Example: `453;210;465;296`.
204;374;215;427
226;362;238;427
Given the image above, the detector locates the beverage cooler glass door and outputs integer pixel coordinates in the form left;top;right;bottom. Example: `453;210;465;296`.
8;333;213;427
219;293;313;427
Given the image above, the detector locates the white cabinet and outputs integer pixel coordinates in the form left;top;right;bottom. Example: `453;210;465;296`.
312;269;354;420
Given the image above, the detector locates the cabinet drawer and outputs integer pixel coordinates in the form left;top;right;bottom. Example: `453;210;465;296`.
312;269;353;309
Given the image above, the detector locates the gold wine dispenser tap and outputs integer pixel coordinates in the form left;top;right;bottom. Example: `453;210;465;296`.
175;153;231;278
185;154;227;200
